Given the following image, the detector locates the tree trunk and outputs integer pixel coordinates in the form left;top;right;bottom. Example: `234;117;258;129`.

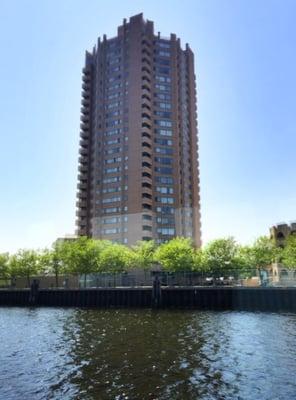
55;271;59;288
27;275;30;288
84;274;87;288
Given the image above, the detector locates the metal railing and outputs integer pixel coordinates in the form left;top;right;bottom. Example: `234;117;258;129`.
1;269;296;289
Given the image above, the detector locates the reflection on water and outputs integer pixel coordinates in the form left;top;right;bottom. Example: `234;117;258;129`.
0;308;296;399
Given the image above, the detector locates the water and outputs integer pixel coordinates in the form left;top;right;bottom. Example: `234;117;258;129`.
0;308;296;400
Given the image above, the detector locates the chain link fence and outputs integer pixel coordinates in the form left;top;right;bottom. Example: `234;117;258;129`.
1;268;296;289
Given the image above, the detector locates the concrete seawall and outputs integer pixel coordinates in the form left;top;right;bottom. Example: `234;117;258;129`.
0;287;296;312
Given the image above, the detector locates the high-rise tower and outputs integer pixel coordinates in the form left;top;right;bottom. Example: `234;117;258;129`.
76;13;201;246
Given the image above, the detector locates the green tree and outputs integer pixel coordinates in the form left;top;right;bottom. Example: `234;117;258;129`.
39;243;66;287
59;237;110;287
0;253;9;279
249;236;279;269
99;243;133;274
131;240;157;270
9;249;40;287
282;235;296;269
203;237;244;276
154;237;194;272
192;248;205;272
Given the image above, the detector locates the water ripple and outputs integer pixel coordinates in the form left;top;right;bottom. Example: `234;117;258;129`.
0;308;296;399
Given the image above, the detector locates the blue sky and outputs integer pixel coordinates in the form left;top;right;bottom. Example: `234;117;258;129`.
0;0;295;252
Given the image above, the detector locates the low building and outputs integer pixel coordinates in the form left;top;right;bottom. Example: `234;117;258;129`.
270;222;296;247
268;222;296;286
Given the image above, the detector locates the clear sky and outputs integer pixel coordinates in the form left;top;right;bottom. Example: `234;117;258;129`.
0;0;295;253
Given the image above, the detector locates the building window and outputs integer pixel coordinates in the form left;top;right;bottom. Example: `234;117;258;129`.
155;84;171;92
157;228;175;235
105;147;121;155
154;157;172;165
105;128;122;136
103;176;121;184
156;186;174;194
154;93;171;101
155;101;171;109
155;197;174;204
154;120;172;128
104;157;122;164
142;214;152;221
143;225;152;231
155;76;171;83
156;176;174;184
154;167;173;174
103;228;121;235
156;206;175;214
102;196;121;204
154;111;172;118
154;138;173;146
157;216;175;225
156;41;171;49
155;147;173;155
102;186;121;194
104;167;121;173
103;217;120;224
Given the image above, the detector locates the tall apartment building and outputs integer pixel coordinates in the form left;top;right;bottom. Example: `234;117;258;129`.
76;13;201;246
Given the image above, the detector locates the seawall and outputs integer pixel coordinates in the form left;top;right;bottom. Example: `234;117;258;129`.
0;287;296;312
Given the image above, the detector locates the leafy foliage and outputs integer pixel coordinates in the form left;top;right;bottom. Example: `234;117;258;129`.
3;235;287;282
0;253;9;279
131;240;156;270
99;243;133;273
282;235;296;269
9;249;40;286
154;237;195;272
246;236;279;269
202;237;244;275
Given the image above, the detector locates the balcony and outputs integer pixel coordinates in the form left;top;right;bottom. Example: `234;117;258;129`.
142;77;151;89
82;82;91;91
79;138;88;147
82;66;91;75
78;164;88;173
80;130;89;140
142;102;151;112
142;70;151;82
80;121;90;132
79;147;88;156
78;172;88;181
142;140;152;150
81;97;90;107
142;88;151;99
142;117;151;127
141;176;152;186
80;121;89;131
142;194;153;204
142;187;153;197
80;107;90;116
80;114;90;123
76;209;87;217
142;155;152;166
77;182;87;190
82;74;91;83
82;90;90;100
76;199;87;208
77;190;87;199
78;155;88;165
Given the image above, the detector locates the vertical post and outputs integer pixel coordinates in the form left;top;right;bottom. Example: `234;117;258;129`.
28;279;39;306
152;274;162;308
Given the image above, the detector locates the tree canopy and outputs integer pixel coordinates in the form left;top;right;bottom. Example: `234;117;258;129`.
154;237;195;272
282;235;296;269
